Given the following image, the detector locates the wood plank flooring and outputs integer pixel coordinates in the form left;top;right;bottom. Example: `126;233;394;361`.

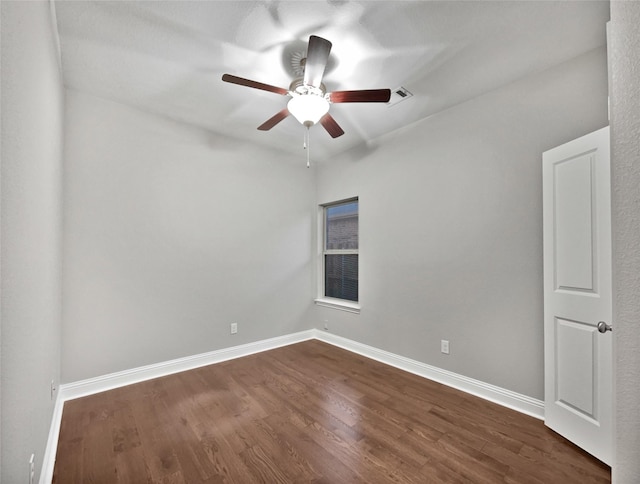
53;340;610;483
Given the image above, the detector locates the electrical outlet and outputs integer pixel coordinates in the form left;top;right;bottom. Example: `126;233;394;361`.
51;379;56;400
29;454;35;484
323;320;329;331
230;323;238;334
441;340;450;355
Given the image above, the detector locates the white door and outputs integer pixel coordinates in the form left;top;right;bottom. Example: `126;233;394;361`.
542;126;612;465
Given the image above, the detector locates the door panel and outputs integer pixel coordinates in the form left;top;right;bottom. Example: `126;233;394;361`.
555;317;596;418
553;153;596;292
543;126;612;465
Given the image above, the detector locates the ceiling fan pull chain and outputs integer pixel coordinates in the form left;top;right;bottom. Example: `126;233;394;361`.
304;126;310;168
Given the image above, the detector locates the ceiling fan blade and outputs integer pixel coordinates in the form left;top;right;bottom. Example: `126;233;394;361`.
329;89;392;103
222;74;289;96
320;113;345;138
303;35;332;88
257;108;290;131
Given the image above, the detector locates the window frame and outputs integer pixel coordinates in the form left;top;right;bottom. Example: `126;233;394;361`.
314;197;361;314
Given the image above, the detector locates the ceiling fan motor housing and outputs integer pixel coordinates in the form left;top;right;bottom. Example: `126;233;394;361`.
289;78;327;97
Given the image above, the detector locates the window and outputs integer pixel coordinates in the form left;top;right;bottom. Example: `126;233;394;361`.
317;198;359;311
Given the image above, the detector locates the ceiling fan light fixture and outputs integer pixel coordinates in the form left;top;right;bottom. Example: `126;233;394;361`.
287;94;330;126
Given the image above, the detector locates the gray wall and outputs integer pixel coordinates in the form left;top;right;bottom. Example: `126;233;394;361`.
314;48;609;400
61;90;316;383
609;2;640;482
1;2;64;482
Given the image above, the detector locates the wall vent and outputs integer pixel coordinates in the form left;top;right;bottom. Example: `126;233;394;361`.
388;86;413;107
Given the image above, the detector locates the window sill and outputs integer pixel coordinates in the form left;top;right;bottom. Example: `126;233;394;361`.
314;298;361;314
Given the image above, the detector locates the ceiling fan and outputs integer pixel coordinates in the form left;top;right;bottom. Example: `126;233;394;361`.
222;35;391;139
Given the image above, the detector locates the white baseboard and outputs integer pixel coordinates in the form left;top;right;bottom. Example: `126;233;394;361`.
60;330;316;402
39;393;65;484
40;328;543;483
314;330;544;420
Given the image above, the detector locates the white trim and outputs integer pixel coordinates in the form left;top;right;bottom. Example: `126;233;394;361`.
40;392;65;484
314;297;361;313
40;328;543;483
60;330;315;402
314;331;545;420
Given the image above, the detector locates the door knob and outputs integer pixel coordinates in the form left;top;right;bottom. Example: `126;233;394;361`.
597;321;613;333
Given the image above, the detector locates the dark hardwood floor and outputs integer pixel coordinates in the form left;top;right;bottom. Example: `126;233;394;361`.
53;340;610;483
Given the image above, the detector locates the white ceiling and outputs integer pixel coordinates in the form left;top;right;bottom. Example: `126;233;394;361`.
54;0;609;162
